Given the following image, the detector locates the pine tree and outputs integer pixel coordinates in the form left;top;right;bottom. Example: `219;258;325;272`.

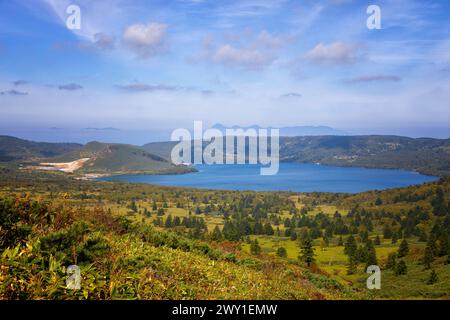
346;254;357;275
299;237;316;267
398;239;409;258
385;252;397;270
128;200;138;213
438;235;449;257
432;187;447;216
395;260;407;276
383;224;393;239
211;226;222;241
322;236;329;247
264;223;274;235
374;235;381;245
344;235;357;257
365;240;377;268
418;230;428;242
391;232;398;244
290;230;297;241
164;215;173;228
276;247;287;258
427;270;438;285
250;239;261;255
423;245;434;269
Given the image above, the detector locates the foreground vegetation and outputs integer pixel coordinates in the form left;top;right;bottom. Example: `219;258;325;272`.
0;168;449;299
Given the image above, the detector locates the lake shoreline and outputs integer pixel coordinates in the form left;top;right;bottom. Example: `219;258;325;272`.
98;162;438;194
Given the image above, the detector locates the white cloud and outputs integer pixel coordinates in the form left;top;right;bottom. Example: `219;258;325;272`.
255;31;291;49
305;42;360;65
123;22;168;58
212;45;273;69
347;75;401;83
94;33;116;50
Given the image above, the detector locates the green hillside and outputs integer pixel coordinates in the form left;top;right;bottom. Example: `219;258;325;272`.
50;141;194;175
143;135;450;177
141;141;178;160
0;135;82;162
279;135;450;177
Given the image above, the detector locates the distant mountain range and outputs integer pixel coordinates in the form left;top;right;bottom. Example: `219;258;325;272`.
1;134;449;177
211;124;347;136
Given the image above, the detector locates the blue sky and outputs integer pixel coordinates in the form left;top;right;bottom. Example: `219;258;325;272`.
0;0;449;143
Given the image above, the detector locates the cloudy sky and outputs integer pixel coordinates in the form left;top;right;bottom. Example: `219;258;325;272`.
0;0;449;143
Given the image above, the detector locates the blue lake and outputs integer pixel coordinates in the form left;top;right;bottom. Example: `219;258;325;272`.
98;163;438;193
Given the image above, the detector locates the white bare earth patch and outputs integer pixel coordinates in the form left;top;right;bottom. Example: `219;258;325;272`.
31;158;90;173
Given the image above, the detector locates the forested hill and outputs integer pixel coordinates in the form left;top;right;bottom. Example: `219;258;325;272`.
142;135;450;177
0;135;82;162
1;135;449;177
279;135;450;177
0;137;193;175
46;141;195;175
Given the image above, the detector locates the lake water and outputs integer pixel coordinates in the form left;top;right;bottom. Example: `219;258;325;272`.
98;163;438;193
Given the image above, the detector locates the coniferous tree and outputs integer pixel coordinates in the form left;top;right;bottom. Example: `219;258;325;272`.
418;230;428;242
344;235;357;257
346;254;357;275
157;208;165;216
264;223;274;235
365;240;378;268
427;270;438;285
391;232;398;244
395;260;407;276
164;215;173;228
423;245;434;269
385;253;397;270
128;200;138;213
250;239;261;255
438;235;449;257
299;237;316;267
276;247;287;258
322;236;329;247
290;230;297;241
432;188;447;216
398;239;409;258
374;235;381;245
211;226;222;241
383;225;393;239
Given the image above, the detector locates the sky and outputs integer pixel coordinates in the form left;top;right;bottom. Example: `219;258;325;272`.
0;0;449;144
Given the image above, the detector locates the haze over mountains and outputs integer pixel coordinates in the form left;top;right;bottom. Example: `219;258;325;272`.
211;124;347;136
3;124;449;146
